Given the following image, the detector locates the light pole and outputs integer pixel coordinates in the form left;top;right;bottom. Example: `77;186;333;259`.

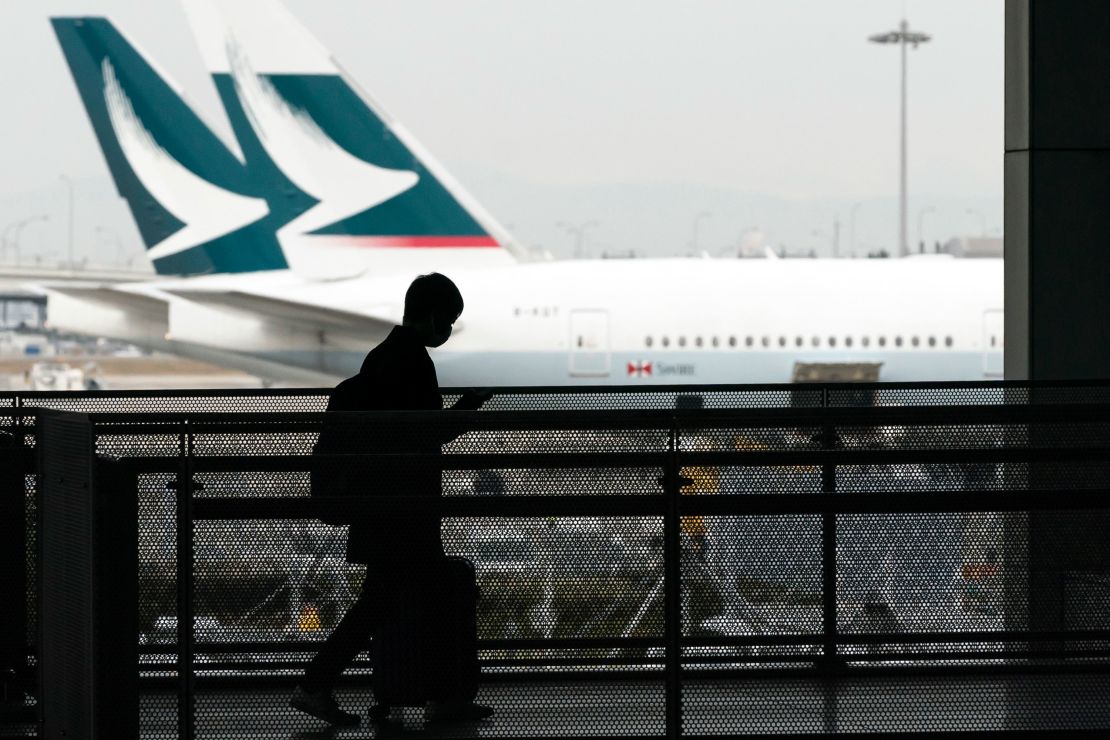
59;174;75;268
556;220;599;259
690;211;712;252
812;229;833;256
917;206;936;253
0;221;21;261
849;203;862;257
870;19;931;258
95;225;124;267
965;208;987;237
5;215;50;264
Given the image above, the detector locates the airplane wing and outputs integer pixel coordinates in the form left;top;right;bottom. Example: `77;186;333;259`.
45;284;168;315
39;283;171;349
162;288;399;335
39;278;404;380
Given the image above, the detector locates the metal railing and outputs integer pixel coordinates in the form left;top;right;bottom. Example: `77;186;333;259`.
8;381;1110;737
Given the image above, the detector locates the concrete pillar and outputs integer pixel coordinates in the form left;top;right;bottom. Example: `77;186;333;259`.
1006;0;1110;379
1005;6;1110;721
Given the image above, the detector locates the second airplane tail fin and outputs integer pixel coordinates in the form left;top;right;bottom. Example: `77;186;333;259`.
183;0;522;279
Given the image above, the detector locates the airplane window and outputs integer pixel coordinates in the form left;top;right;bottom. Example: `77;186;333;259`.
878;336;886;347
577;336;583;348
862;336;870;348
761;336;770;348
990;335;997;348
945;336;953;347
695;336;703;348
911;336;920;347
662;336;670;348
795;336;804;347
845;336;853;348
729;336;737;347
828;336;837;348
928;336;936;347
645;336;653;348
895;336;903;347
711;336;720;348
513;307;521;317
678;336;687;348
812;336;820;347
745;336;754;348
778;336;787;347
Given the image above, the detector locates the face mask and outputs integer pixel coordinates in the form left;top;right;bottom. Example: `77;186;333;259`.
432;325;453;346
427;319;453;347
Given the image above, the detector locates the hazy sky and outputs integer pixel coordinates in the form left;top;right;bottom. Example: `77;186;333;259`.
0;0;1003;260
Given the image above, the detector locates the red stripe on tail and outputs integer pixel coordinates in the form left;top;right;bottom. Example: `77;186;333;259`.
315;235;500;248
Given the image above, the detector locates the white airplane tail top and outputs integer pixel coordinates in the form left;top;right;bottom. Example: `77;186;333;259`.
181;0;522;279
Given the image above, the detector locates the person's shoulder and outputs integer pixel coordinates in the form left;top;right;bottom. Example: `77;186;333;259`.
327;374;367;410
333;374;363;393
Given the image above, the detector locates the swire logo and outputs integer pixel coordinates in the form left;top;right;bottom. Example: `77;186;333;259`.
627;361;653;378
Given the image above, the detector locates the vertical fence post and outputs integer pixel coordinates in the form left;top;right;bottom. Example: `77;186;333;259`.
820;387;838;667
664;419;683;739
819;386;839;733
176;421;195;740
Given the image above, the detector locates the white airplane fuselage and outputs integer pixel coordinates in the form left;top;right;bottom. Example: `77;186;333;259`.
163;254;1003;385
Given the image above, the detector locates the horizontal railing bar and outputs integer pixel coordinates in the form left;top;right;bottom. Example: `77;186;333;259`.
133;446;1110;471
682;490;1110;515
678;447;1110;466
663;629;1110;647
186;668;668;688
193;495;667;519
186;452;669;472
137;655;1110;675
681;660;1110;681
10;399;1110;427
159;637;665;653
839;629;1110;644
841;648;1110;663
134;657;1110;686
83;401;1110;422
4;377;1110;400
143;630;1110;657
188;489;1110;519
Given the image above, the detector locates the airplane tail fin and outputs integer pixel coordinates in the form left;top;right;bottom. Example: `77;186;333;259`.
51;17;286;276
182;0;522;279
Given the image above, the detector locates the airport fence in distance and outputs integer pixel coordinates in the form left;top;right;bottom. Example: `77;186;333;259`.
4;382;1110;738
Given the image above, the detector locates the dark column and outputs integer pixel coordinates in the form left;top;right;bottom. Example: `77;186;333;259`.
0;432;28;703
1005;4;1110;728
1006;0;1110;379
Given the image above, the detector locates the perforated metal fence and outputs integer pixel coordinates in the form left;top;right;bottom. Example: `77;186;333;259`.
4;382;1110;738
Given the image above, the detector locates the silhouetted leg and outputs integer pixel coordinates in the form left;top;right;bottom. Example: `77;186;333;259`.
303;584;378;693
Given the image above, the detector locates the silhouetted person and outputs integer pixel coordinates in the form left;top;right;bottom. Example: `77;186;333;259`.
291;273;492;726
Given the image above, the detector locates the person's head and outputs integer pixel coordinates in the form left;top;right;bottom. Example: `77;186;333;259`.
402;272;464;347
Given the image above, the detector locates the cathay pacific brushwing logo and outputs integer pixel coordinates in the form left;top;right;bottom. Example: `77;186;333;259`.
225;39;419;242
102;59;269;261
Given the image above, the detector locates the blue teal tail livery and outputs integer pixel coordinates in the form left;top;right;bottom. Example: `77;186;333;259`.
53;3;520;282
51;17;288;276
182;0;520;261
